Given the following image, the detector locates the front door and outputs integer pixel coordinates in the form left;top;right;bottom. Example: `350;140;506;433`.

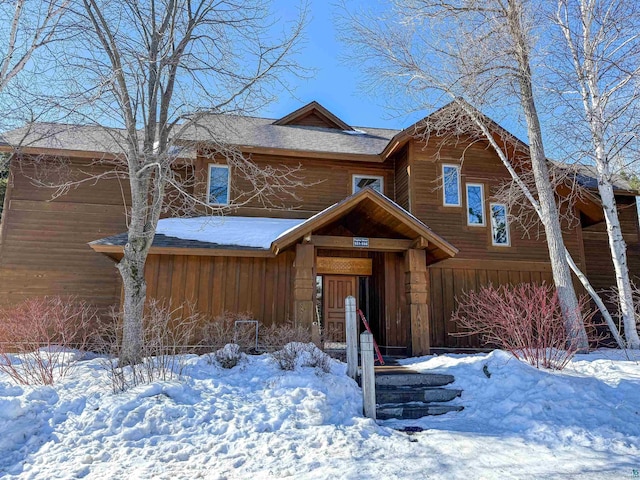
323;275;357;342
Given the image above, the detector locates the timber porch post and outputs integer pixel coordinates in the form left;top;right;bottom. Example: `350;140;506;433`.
293;243;317;340
404;248;430;356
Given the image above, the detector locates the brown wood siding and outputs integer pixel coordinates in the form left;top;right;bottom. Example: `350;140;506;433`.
0;160;127;309
199;153;396;218
393;146;410;211
583;197;640;291
144;251;295;325
429;260;554;348
408;139;583;264
288;112;341;129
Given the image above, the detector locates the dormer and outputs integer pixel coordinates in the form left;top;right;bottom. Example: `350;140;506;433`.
272;101;354;131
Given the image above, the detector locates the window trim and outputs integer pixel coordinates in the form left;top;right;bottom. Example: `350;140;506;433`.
490;202;511;247
207;164;230;205
442;164;461;207
466;183;486;227
352;174;384;194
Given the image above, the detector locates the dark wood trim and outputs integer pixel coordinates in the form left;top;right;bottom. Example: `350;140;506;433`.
410;237;429;250
311;235;413;252
273;101;353;131
316;257;373;275
271;188;458;258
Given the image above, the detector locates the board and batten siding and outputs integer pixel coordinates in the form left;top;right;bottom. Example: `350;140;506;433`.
144;251;295;326
428;260;555;349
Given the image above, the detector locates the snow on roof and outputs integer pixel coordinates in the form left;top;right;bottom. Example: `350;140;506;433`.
156;216;306;249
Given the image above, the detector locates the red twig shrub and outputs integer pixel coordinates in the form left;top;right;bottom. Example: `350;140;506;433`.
0;297;98;385
451;283;595;370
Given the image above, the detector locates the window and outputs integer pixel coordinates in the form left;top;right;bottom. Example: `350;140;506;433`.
207;164;230;205
490;203;510;246
466;183;485;226
352;174;383;194
442;165;461;206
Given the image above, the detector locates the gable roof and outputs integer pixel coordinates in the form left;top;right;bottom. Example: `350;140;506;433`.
272;101;353;130
1;100;634;197
90;189;458;263
271;187;458;263
179;114;397;158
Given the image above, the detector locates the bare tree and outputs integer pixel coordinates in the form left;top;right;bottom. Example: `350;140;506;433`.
339;0;591;350
0;1;68;93
25;0;308;365
551;0;640;348
0;1;69;228
0;153;7;220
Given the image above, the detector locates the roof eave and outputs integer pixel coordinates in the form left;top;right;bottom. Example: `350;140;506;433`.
270;188;458;259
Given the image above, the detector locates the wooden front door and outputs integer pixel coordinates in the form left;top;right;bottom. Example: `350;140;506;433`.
323;275;357;342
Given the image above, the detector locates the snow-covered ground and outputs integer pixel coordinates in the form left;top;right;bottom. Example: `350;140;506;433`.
1;349;639;479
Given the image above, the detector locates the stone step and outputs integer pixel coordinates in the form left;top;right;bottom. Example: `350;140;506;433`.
377;403;464;420
376;387;462;404
374;372;455;388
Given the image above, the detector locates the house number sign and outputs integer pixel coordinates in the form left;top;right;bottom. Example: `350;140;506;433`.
353;237;369;247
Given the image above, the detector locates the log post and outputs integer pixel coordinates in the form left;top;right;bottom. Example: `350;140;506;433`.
404;248;430;356
360;331;376;420
345;295;358;379
293;243;315;333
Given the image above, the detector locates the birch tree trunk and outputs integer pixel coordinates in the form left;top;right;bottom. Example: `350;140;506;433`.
555;0;640;348
508;1;588;351
457;99;623;348
579;0;640;348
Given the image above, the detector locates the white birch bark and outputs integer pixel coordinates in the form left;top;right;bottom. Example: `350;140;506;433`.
506;1;588;351
457;99;624;348
556;0;640;348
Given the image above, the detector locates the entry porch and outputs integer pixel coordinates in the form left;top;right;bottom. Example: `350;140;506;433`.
271;188;458;356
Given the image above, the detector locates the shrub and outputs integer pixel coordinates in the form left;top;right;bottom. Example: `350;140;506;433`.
212;343;243;369
451;283;595;370
100;300;203;392
200;311;259;353
259;322;312;351
0;297;98;385
272;342;331;373
606;281;640;329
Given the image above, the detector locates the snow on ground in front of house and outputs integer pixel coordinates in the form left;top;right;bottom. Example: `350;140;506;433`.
1;349;639;479
156;216;305;249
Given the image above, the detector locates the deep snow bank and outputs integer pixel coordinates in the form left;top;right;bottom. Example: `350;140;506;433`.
0;350;639;479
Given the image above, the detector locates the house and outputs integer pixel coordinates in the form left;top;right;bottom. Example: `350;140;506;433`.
0;101;638;355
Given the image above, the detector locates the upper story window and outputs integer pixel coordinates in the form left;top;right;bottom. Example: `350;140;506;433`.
466;183;485;226
491;203;510;246
208;164;230;205
442;164;461;206
353;174;383;194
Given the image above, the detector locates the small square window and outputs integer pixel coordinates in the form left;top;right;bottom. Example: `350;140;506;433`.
466;183;486;226
208;164;230;205
442;165;461;206
353;175;383;194
490;203;510;246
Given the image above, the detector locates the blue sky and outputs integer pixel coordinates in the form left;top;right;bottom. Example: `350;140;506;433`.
261;1;423;130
